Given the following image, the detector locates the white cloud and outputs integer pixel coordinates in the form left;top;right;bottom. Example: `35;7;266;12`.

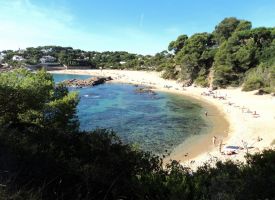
0;0;75;49
0;0;169;54
139;13;144;28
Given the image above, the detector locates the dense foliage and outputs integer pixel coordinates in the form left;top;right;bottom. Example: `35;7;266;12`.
213;27;275;88
164;17;275;92
0;69;274;199
0;46;173;71
0;69;79;132
175;33;216;86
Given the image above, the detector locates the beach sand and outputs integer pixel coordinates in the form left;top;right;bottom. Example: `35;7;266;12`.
49;69;275;169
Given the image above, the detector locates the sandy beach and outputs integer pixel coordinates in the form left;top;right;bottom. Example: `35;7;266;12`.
49;69;275;169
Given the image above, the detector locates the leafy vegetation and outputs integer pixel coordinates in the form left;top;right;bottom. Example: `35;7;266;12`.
0;69;79;132
161;65;179;79
164;17;275;91
213;17;252;44
175;33;216;86
213;27;275;88
168;34;188;54
0;46;174;71
242;64;275;93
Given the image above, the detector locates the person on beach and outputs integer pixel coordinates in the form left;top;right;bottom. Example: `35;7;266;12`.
241;140;248;153
205;111;208;116
219;139;223;153
212;136;216;145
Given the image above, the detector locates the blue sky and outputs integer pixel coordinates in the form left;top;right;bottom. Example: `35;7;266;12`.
0;0;275;55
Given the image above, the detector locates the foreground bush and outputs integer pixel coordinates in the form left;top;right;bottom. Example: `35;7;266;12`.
1;126;274;200
0;127;163;199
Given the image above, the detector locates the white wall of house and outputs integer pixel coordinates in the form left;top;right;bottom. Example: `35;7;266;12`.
12;55;25;61
40;56;56;63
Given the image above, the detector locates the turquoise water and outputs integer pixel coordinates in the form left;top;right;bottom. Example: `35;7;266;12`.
53;74;208;154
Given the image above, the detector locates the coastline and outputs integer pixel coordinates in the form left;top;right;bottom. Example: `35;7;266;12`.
166;96;229;163
49;69;275;169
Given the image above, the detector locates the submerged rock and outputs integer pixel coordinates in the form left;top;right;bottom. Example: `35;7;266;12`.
62;76;112;87
135;86;156;95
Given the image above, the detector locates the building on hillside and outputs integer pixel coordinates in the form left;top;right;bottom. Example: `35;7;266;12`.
18;48;25;54
69;58;90;66
12;55;25;61
40;55;56;63
0;53;5;63
41;48;53;53
120;61;126;65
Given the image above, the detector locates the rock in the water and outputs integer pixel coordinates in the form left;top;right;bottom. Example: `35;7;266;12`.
62;76;112;87
135;86;156;95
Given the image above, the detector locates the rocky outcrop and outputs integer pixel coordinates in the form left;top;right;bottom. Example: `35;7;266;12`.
254;89;270;95
62;76;112;87
182;79;192;87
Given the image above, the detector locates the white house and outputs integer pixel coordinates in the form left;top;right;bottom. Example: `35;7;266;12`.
18;49;25;54
41;48;52;53
40;55;56;63
0;53;5;63
12;55;25;61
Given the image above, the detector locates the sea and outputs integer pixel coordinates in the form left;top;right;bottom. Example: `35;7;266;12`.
53;73;209;155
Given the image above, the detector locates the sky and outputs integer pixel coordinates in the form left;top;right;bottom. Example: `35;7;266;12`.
0;0;275;55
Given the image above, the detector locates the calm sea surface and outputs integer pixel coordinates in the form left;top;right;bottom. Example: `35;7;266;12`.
53;73;209;154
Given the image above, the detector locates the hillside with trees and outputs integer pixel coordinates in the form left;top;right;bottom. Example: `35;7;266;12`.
0;46;173;71
165;17;275;93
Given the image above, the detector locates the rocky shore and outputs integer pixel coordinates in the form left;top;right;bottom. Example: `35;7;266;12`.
62;76;112;87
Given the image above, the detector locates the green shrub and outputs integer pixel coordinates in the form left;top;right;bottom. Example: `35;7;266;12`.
161;65;178;79
213;64;239;87
195;75;209;87
269;65;275;89
261;87;275;94
242;76;264;91
242;63;275;91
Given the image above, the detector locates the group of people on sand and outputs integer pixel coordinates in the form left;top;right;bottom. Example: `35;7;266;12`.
212;134;263;156
201;89;227;100
201;89;260;119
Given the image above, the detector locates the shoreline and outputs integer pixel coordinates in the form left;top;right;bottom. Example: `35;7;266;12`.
49;69;275;169
166;95;229;163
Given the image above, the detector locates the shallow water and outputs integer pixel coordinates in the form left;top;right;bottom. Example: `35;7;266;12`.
53;74;209;155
